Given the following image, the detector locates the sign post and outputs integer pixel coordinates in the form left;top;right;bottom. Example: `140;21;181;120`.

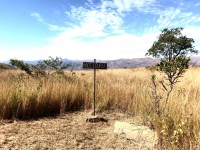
93;59;96;116
83;59;107;116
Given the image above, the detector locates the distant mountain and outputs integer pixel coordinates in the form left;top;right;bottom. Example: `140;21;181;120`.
190;56;200;66
72;57;200;69
64;57;160;69
102;58;159;69
1;57;200;70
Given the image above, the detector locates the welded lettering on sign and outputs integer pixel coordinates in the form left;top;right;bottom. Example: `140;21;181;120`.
83;62;107;69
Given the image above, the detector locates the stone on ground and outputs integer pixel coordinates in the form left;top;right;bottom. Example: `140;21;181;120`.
114;121;157;149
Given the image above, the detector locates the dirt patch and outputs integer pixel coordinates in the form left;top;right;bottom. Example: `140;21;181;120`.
0;111;153;150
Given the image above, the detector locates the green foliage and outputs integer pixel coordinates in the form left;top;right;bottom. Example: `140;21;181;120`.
153;114;187;149
32;62;46;77
146;27;198;113
147;28;198;148
9;57;71;78
10;59;33;76
146;28;198;81
158;56;190;84
146;27;197;59
41;56;71;75
146;27;198;83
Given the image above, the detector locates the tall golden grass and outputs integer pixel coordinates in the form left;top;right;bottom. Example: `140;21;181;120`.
0;67;200;148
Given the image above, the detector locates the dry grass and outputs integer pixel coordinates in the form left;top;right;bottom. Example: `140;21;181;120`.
0;71;91;119
0;111;146;150
0;67;200;149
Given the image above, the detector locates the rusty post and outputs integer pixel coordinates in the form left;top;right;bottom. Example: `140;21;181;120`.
94;59;96;116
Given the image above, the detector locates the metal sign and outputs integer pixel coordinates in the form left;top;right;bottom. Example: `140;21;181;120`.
83;62;107;69
83;59;107;116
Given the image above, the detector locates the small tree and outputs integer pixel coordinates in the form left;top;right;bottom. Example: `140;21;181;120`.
40;56;71;76
10;57;71;78
10;59;33;76
146;27;198;114
32;57;71;77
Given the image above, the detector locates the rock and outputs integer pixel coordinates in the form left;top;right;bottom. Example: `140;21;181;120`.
114;121;157;148
86;116;108;123
114;121;132;134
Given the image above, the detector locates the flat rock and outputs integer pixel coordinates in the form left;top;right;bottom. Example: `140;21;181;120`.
114;121;157;148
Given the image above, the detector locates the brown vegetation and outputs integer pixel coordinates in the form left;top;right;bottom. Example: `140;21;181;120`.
0;68;200;149
0;63;14;70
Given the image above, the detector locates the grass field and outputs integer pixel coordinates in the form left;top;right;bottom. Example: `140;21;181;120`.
0;67;200;149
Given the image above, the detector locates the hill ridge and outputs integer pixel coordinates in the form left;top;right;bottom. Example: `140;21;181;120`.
1;57;200;69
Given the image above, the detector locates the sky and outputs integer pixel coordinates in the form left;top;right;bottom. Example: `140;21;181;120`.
0;0;200;61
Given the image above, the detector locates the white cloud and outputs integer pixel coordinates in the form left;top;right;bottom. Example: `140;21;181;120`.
87;0;93;4
1;27;199;62
68;4;124;37
1;29;199;62
48;24;66;31
0;32;158;61
2;0;200;62
29;0;159;60
0;49;18;62
30;12;45;23
182;27;200;51
195;2;200;7
117;0;156;11
35;26;198;61
30;12;67;31
66;0;157;38
148;7;200;32
157;8;181;27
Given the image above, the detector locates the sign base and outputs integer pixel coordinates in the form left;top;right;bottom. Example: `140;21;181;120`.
86;116;108;123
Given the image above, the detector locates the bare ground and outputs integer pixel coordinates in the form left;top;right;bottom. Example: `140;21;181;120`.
0;110;152;150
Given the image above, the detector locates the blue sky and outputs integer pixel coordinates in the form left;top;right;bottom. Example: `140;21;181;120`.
0;0;200;61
